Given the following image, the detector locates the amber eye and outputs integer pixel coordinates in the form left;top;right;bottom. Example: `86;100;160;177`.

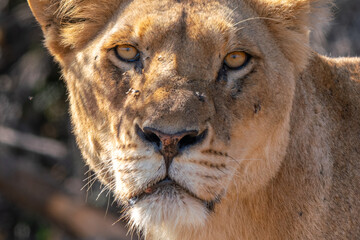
224;51;249;69
115;44;140;62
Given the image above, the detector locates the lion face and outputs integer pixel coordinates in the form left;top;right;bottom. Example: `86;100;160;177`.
64;0;298;232
29;0;315;236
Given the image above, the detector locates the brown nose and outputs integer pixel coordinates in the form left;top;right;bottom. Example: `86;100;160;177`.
136;125;207;170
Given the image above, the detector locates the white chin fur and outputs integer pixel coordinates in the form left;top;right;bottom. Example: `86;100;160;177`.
128;188;208;238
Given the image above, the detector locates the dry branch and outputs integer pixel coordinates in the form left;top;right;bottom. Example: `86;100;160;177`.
0;125;68;159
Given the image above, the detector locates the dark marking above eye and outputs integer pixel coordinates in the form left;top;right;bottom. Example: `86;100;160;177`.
61;17;88;25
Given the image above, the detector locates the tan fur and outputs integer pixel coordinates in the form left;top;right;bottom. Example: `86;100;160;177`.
28;0;360;239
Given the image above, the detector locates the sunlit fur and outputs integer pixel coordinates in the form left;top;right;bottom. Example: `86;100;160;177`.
127;186;209;238
28;0;360;239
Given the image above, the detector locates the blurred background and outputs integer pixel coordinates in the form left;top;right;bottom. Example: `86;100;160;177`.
0;0;359;239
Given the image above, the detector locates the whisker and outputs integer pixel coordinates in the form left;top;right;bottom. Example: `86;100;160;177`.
84;158;113;174
96;180;116;201
225;6;239;20
233;16;281;27
81;172;101;191
82;171;100;182
112;216;123;226
104;192;111;217
81;159;116;192
83;162;112;185
227;153;263;165
81;174;97;191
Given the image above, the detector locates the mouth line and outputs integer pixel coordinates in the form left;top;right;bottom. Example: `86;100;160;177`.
127;177;220;212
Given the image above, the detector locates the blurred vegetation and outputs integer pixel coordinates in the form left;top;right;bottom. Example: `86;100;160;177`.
0;1;129;239
0;0;359;239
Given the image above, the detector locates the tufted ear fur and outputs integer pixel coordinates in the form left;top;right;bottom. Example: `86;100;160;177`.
247;0;333;72
28;0;123;63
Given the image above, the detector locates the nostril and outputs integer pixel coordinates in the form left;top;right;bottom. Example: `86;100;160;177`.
178;134;198;149
143;130;161;148
178;129;207;150
136;125;162;148
136;124;208;153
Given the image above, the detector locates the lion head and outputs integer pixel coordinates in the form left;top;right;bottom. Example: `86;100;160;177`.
28;0;332;238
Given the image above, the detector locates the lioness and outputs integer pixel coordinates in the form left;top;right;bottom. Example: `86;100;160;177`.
28;0;359;239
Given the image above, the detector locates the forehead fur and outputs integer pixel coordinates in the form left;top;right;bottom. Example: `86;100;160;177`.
101;1;240;77
30;0;332;69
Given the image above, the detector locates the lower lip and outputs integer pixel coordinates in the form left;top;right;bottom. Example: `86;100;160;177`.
128;183;218;212
128;179;175;204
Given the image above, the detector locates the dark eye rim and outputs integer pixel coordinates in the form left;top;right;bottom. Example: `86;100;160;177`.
224;52;251;71
114;45;140;63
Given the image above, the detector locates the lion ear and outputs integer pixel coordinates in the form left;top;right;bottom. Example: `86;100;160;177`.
28;0;123;63
27;0;52;29
251;0;332;72
27;0;67;62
